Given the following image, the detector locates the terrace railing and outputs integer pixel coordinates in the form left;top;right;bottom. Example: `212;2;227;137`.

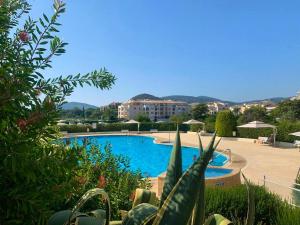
262;175;300;207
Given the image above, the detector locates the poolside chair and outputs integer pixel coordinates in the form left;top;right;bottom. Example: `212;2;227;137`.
294;140;300;151
149;129;158;133
121;129;129;134
257;136;269;144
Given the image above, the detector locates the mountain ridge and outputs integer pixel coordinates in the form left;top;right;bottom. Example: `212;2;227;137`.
62;95;289;110
61;102;98;110
130;93;288;105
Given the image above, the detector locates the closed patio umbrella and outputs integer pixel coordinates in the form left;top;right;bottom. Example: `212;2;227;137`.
124;119;140;132
183;119;205;132
290;132;300;137
238;121;277;146
290;132;300;151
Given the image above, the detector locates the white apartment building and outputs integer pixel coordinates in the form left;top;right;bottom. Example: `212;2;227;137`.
291;91;300;100
207;102;228;114
118;99;190;121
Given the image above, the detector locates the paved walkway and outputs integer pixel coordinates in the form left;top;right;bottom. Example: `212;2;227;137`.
150;132;300;201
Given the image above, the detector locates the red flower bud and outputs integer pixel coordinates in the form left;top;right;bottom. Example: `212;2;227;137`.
129;191;136;201
77;176;87;185
17;119;27;131
97;175;106;188
18;31;30;42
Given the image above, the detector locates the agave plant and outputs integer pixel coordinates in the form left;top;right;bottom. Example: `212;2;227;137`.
122;129;255;225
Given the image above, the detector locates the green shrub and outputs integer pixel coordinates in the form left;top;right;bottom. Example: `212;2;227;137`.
237;120;300;143
59;122;189;133
215;110;237;137
65;142;150;220
60;124;93;133
205;185;300;225
189;124;204;132
275;201;300;225
237;128;273;139
204;115;216;133
276;120;300;143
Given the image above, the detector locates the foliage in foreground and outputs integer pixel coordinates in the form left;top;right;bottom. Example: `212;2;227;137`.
0;0;132;224
205;184;300;225
62;141;150;220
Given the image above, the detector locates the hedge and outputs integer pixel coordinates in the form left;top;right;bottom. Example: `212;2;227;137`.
189;124;204;132
59;122;189;133
237;127;274;139
237;120;300;143
205;185;300;225
276;120;300;143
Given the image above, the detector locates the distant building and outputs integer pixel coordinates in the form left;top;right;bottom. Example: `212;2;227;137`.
238;102;277;114
118;99;190;121
207;102;228;114
291;91;300;100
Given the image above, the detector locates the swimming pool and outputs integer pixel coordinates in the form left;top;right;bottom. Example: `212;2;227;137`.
68;135;230;177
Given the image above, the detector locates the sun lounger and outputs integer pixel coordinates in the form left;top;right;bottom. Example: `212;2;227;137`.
294;140;300;151
257;136;269;144
121;129;129;133
294;140;300;146
150;129;158;133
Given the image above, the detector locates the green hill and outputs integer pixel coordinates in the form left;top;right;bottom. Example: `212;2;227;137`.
61;102;98;110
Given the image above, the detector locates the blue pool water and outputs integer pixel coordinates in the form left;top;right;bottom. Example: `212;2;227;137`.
69;135;231;177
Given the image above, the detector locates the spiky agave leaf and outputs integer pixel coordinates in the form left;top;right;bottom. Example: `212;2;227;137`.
122;203;158;225
152;134;217;225
48;188;110;225
198;132;204;155
132;188;158;208
191;133;205;225
242;173;255;225
159;127;182;207
192;133;222;225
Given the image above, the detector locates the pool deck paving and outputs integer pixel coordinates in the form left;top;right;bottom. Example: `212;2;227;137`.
149;132;300;202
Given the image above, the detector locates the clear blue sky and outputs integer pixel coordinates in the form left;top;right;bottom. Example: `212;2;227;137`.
28;0;300;106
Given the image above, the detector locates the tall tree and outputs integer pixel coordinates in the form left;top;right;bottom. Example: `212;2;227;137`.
135;113;151;122
192;104;209;121
238;106;269;124
272;100;300;121
82;106;86;120
215;110;237;137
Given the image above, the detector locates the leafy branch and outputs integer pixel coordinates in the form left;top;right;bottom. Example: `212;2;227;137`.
30;0;66;66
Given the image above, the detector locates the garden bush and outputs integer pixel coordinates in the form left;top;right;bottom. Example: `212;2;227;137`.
237;127;273;139
215;110;237;137
205;185;300;225
60;124;92;133
237;120;300;143
59;122;189;133
189;124;204;132
63;141;150;220
276;120;300;143
204;115;216;133
0;1;146;224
